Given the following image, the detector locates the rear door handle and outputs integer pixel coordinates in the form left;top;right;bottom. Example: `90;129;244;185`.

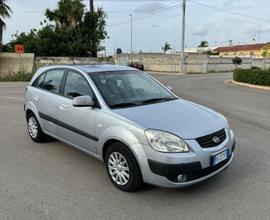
33;95;39;101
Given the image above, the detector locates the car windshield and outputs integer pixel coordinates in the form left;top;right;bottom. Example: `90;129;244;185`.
90;70;177;109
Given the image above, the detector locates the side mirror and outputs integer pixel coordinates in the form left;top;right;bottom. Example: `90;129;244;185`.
72;95;94;107
166;86;173;91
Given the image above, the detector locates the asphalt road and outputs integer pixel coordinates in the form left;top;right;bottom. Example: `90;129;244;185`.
0;73;270;220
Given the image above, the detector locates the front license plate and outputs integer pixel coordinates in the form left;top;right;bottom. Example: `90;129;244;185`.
212;150;229;166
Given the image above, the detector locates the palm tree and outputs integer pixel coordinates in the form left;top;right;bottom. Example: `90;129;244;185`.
89;0;94;13
162;42;172;54
0;0;12;50
45;0;85;28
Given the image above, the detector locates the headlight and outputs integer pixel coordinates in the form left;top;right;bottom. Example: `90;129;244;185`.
145;130;189;153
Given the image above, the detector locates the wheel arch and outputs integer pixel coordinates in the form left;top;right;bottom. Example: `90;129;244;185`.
24;102;43;129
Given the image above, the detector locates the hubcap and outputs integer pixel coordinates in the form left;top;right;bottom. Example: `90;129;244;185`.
108;152;130;186
28;117;38;139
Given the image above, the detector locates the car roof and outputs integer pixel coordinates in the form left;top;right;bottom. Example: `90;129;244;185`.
38;64;135;74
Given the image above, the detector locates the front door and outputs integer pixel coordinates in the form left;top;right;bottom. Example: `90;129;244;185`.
56;70;98;154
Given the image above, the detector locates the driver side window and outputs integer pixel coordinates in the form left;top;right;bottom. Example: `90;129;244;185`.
64;71;93;99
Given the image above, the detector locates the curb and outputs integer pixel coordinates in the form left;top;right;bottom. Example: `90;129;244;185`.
229;80;270;91
148;71;186;76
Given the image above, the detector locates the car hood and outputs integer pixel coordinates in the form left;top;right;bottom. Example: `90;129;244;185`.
113;99;227;139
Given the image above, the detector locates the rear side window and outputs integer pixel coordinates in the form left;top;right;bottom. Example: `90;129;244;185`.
64;71;92;98
43;70;65;94
32;73;46;88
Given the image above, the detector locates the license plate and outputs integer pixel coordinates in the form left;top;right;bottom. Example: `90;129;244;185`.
212;150;229;166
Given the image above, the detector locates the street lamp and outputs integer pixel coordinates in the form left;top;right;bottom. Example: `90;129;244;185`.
129;14;133;59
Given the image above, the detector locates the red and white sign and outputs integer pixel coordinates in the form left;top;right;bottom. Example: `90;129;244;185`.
15;45;24;54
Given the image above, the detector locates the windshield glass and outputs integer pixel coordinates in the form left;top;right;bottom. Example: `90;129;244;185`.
90;70;177;108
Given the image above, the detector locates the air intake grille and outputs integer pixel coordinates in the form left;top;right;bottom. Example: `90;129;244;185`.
196;129;226;148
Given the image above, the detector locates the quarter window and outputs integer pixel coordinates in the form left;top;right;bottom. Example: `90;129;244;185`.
32;73;46;88
64;71;92;98
43;70;65;94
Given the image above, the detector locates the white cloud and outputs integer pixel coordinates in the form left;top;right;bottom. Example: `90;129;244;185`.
192;25;208;36
260;25;270;33
134;3;164;14
151;24;159;28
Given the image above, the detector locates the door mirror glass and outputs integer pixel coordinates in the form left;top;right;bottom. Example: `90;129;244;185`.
72;95;94;107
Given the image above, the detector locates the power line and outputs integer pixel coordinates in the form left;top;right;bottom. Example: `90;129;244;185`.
107;1;181;27
135;1;182;21
189;0;270;23
13;10;44;14
95;0;176;1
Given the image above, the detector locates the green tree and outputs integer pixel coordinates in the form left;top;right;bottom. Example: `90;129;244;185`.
45;0;85;28
162;42;172;54
198;41;209;47
261;44;270;58
79;8;107;57
3;30;38;53
0;0;12;50
3;0;107;57
232;57;242;67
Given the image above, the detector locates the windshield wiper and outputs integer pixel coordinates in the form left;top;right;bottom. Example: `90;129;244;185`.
141;97;176;104
111;97;176;108
110;102;140;109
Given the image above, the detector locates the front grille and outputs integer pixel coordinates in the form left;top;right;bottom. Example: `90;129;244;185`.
186;157;230;181
196;129;226;148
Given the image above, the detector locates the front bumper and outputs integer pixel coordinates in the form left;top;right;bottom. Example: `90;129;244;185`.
150;154;234;188
136;138;235;188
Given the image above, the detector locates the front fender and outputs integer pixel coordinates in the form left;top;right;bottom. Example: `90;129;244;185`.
97;126;146;164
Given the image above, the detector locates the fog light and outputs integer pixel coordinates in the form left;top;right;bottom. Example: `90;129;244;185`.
177;174;187;183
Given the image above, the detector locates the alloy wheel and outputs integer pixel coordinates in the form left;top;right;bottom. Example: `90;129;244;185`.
28;117;38;139
108;152;130;185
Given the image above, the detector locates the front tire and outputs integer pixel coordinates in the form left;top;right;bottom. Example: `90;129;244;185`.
27;113;47;143
105;143;143;192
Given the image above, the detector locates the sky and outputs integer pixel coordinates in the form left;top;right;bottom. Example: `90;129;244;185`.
2;0;270;54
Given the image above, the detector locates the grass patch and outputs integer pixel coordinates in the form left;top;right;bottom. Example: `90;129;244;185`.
0;72;34;82
233;67;270;86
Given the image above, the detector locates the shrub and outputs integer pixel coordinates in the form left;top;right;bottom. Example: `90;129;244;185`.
232;57;242;67
233;68;270;86
0;72;34;82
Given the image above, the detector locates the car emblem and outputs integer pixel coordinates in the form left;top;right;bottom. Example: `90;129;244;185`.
212;136;220;144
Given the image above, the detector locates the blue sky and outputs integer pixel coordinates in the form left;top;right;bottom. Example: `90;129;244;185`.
3;0;270;54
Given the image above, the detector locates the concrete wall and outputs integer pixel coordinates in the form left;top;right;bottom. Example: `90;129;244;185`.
1;53;269;76
0;54;114;76
34;56;114;70
115;53;270;73
0;53;34;76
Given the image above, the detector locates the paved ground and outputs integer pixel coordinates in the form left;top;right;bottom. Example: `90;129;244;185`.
0;72;269;220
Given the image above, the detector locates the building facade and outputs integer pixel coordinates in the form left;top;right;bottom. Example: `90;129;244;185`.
214;43;270;58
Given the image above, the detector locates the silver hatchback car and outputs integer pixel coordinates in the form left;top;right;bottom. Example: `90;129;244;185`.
24;64;235;192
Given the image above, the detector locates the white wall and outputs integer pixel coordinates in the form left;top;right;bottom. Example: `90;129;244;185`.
115;53;270;73
0;53;34;76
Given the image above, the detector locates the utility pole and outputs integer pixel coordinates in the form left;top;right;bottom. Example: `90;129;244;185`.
129;14;133;62
180;0;186;73
90;0;94;13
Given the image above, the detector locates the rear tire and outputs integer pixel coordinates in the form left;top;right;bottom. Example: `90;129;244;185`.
27;112;47;143
105;143;143;192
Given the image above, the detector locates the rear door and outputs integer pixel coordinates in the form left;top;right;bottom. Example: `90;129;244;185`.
31;69;66;135
56;70;98;154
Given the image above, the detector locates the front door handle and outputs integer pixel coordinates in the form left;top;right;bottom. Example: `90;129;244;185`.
59;104;67;111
